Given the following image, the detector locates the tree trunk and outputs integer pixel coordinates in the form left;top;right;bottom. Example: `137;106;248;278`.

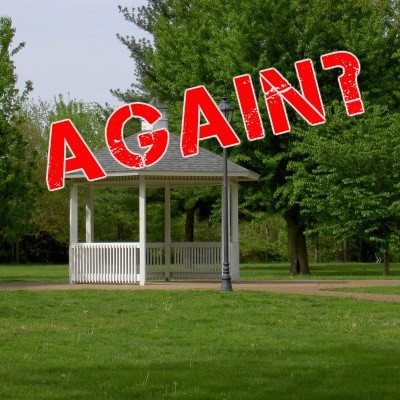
383;250;390;276
284;208;309;275
314;235;320;263
343;239;348;263
11;242;15;263
185;208;195;242
12;241;21;263
15;241;20;264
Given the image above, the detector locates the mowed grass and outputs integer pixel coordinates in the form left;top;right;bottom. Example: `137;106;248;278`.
1;262;399;284
0;265;69;283
1;289;400;400
240;262;400;280
326;286;400;295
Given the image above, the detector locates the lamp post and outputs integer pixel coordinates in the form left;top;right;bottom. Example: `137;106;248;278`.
218;96;234;292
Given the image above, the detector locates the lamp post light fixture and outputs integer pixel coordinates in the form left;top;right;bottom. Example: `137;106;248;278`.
218;96;234;292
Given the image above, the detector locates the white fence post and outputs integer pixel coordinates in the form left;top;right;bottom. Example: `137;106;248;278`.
230;181;240;282
164;183;171;280
139;177;146;286
69;184;78;283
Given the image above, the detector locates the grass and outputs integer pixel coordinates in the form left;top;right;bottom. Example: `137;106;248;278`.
1;262;399;284
1;290;400;399
0;264;68;283
240;262;400;280
325;286;400;295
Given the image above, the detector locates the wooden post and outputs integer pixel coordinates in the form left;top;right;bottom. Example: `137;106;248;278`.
230;180;240;282
85;185;94;243
164;183;171;280
139;177;146;286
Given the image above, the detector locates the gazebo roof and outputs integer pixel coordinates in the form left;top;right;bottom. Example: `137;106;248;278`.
66;133;259;182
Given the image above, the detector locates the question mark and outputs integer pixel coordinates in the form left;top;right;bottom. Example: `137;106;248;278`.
321;51;364;116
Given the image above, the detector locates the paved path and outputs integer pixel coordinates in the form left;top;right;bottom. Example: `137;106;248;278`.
1;280;400;302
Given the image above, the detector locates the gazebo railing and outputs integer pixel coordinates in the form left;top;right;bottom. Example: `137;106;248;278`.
146;242;166;280
171;242;221;280
70;243;140;284
70;241;222;283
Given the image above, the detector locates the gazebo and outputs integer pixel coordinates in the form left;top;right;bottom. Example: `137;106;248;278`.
66;100;259;285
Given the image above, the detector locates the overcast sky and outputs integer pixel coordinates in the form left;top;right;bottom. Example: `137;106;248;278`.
2;0;148;107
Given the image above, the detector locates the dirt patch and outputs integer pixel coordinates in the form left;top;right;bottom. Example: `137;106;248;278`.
1;279;400;302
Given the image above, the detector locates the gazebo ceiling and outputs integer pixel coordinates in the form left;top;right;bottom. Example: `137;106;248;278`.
66;133;259;182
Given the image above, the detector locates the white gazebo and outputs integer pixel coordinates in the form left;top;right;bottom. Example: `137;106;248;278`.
66;99;258;285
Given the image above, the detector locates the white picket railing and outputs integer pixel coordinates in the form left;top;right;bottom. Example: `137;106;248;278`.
70;242;222;283
171;242;221;280
146;242;165;280
70;243;139;284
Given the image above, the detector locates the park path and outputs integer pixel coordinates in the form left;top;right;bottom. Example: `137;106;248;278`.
1;279;400;303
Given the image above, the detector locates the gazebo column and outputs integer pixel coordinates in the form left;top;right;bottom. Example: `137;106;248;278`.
69;184;78;283
230;181;240;282
164;183;171;280
139;177;146;286
85;185;94;243
70;184;78;244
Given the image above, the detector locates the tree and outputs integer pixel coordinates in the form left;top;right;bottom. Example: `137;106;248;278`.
169;187;219;242
116;0;399;274
0;16;34;260
48;95;110;150
289;104;400;275
25;96;112;244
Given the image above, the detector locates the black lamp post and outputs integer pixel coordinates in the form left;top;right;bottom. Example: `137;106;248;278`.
218;96;234;292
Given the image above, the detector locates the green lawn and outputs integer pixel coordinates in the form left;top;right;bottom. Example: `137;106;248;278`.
240;262;400;280
325;286;400;295
0;264;69;283
1;262;399;284
1;290;400;399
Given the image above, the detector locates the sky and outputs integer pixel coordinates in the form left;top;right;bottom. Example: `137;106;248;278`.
2;0;149;107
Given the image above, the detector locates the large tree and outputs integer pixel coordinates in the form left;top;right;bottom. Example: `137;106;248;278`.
116;0;399;274
289;104;400;275
0;16;34;260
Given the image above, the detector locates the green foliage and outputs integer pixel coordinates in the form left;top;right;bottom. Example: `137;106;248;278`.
289;105;400;252
19;97;113;248
0;21;113;259
0;16;35;248
91;187;165;243
117;0;400;271
240;213;287;261
48;94;111;150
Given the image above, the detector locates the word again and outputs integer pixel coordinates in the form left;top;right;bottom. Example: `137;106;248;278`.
46;50;364;191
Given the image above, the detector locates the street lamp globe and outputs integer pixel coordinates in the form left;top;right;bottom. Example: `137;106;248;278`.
218;96;234;123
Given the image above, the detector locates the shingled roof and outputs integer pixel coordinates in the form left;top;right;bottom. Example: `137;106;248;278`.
66;132;258;181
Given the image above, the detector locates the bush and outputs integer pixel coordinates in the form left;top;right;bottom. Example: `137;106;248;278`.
240;214;287;262
20;231;68;264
